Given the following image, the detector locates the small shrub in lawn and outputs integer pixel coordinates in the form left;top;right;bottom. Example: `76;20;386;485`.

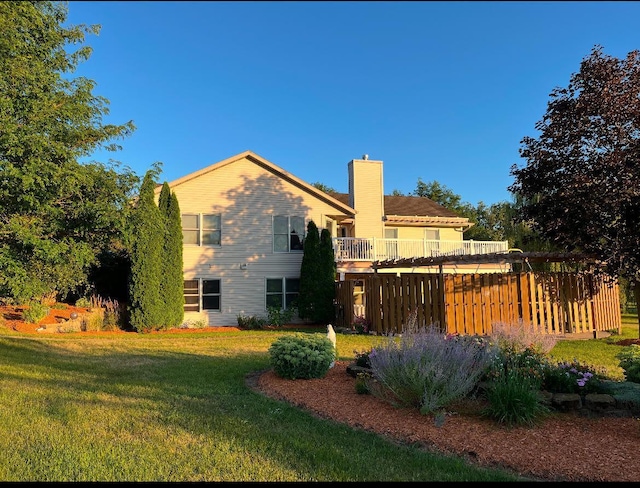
616;345;640;383
268;333;335;380
22;302;49;324
366;323;496;415
481;368;550;427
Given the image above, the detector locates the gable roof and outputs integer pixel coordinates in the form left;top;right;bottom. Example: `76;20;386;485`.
156;150;356;215
329;192;471;228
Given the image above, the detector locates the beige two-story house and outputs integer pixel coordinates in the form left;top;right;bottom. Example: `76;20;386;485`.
155;150;508;326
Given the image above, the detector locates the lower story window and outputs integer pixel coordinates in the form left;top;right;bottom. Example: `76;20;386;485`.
183;279;221;312
266;278;299;310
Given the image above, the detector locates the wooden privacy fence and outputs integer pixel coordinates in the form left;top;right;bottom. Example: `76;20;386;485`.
334;272;622;337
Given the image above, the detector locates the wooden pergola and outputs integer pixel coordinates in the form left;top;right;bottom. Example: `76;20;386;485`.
371;250;600;271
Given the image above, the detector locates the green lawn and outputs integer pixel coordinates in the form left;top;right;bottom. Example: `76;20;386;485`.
0;318;636;482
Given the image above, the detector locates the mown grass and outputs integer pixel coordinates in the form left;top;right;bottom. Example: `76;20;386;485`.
549;314;640;381
0;328;523;482
0;317;637;482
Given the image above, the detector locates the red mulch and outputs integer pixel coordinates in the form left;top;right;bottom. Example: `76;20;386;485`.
0;303;242;335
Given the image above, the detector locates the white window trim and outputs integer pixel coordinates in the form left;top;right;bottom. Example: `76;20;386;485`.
182;213;222;247
272;215;305;253
265;277;300;310
183;278;222;312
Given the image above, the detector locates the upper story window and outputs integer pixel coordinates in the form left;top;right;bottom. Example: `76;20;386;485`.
425;229;440;240
273;215;305;253
182;213;221;246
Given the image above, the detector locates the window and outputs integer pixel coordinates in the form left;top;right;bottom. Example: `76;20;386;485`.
384;227;398;259
183;279;221;312
184;279;199;312
425;229;441;256
182;213;221;246
266;278;300;310
273;215;305;252
425;229;440;240
182;215;200;245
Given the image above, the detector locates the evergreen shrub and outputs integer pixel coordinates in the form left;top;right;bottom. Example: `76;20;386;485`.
268;334;335;379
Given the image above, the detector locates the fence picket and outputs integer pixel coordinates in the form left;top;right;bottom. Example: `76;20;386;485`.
336;271;621;336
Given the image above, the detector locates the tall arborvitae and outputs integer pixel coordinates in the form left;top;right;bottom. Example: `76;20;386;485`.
161;190;184;327
158;182;171;216
128;171;164;332
317;228;337;323
297;220;320;320
157;182;174;327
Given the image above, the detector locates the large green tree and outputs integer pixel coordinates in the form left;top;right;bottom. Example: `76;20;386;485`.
510;45;640;334
128;170;164;332
158;182;184;328
0;1;137;302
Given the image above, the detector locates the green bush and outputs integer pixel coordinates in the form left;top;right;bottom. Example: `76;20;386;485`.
354;349;372;368
22;302;49;324
481;369;550;427
541;359;604;394
266;306;296;327
483;344;547;389
616;345;640;383
75;297;91;309
268;333;335;380
236;314;267;329
366;325;495;415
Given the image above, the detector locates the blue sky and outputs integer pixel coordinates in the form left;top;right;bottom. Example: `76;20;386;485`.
65;1;640;206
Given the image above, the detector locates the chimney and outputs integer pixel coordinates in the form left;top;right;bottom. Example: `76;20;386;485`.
348;155;384;239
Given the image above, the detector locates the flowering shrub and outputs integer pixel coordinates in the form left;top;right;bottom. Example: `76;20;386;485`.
484;344;547;389
490;321;557;355
366;324;496;414
542;359;603;394
351;315;370;334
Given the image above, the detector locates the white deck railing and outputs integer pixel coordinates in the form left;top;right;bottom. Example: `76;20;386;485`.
332;238;510;262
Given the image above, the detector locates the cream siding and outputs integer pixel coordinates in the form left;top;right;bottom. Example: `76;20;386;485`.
149;150;496;327
348;159;385;239
162;155;349;326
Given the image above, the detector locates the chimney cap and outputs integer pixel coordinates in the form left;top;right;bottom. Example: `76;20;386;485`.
362;154;369;160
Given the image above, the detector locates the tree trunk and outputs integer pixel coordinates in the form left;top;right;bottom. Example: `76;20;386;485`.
634;280;640;339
